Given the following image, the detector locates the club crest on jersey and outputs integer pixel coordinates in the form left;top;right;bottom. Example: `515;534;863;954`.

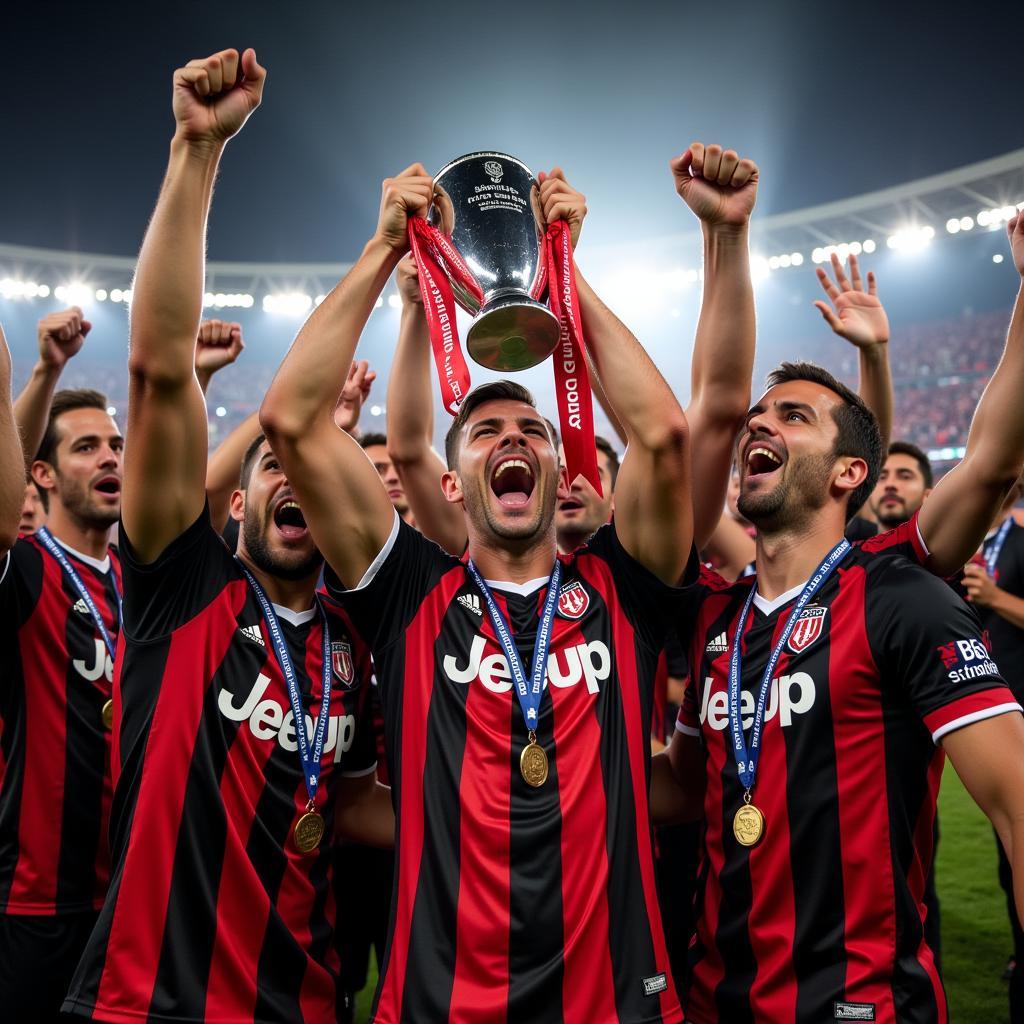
331;641;355;687
787;605;827;653
557;581;589;620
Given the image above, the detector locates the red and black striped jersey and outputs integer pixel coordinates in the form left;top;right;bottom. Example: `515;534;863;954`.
62;510;376;1024
0;534;121;916
973;519;1024;701
675;514;1020;1024
326;516;691;1024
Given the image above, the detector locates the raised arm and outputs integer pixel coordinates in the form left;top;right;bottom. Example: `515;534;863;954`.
918;214;1024;575
13;307;90;466
0;324;23;556
124;48;265;564
670;144;759;548
194;317;244;396
539;170;691;584
260;166;434;587
813;252;893;450
386;254;468;554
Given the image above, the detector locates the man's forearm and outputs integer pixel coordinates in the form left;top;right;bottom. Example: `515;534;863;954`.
989;587;1024;631
129;137;223;384
0;354;24;549
688;224;755;544
263;239;399;439
336;781;395;848
576;272;684;450
858;343;893;451
13;360;62;465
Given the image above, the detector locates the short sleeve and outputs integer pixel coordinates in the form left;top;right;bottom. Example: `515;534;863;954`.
323;516;457;650
0;540;42;629
869;556;1021;743
859;508;930;566
118;505;235;641
582;520;700;650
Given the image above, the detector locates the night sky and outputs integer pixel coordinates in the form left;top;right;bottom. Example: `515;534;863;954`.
2;1;1020;262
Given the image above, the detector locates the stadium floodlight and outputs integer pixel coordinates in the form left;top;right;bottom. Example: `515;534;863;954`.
768;256;781;270
314;294;326;306
55;282;94;305
106;406;117;416
387;294;401;309
370;404;383;417
811;247;826;264
95;289;107;301
685;268;700;283
750;255;771;282
791;252;804;266
110;288;123;303
0;278;44;300
38;284;50;298
262;292;312;315
960;216;974;231
863;239;876;253
215;406;227;417
886;225;934;252
994;254;1005;264
946;218;961;234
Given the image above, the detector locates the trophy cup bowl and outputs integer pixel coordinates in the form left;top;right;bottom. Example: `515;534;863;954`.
429;152;559;372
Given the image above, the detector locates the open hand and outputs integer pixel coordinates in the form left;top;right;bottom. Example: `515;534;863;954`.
813;253;889;348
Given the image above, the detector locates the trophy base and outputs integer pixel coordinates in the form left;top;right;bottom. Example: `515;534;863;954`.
467;297;560;372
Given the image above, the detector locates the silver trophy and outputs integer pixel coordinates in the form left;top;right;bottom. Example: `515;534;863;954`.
429;152;559;372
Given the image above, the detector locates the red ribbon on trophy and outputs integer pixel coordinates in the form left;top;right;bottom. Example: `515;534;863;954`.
407;216;601;496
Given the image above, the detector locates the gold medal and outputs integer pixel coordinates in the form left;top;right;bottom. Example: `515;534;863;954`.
733;803;765;847
101;699;114;731
520;731;549;787
294;807;325;854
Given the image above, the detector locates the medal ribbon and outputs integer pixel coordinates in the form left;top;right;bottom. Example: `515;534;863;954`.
237;564;332;804
985;516;1014;579
407;217;482;415
466;559;562;733
728;539;851;794
35;525;120;661
544;220;602;495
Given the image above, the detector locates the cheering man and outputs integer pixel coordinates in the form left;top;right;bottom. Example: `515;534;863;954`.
259;152;762;1020
0;305;124;1022
660;212;1024;1023
63;49;390;1024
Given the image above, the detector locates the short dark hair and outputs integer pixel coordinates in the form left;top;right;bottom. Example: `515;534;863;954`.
763;362;882;521
35;388;110;466
240;433;268;488
887;440;933;488
444;380;546;469
359;432;388;450
595;435;620;485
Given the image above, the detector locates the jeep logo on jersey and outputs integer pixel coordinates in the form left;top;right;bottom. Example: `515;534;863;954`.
443;634;611;694
332;641;355;687
699;672;816;731
557;581;589;619
218;673;355;762
787;605;828;653
74;638;113;684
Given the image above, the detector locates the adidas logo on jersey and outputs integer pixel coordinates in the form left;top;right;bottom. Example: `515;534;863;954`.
73;598;90;615
705;632;729;655
239;624;265;647
457;594;482;616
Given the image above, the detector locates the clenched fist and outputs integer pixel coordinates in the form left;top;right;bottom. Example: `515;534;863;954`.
172;48;266;147
670;143;758;229
396;254;423;307
195;319;244;389
37;306;91;368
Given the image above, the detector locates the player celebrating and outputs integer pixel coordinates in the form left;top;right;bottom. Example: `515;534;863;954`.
256;150;761;1020
0;303;124;1023
62;49;390;1024
660;211;1024;1023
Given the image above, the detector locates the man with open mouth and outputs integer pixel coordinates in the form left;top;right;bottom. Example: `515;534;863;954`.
261;139;759;1021
0;303;127;1023
62;50;393;1024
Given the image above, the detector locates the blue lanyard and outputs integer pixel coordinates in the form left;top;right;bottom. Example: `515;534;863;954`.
728;539;850;794
35;526;121;661
465;559;561;734
985;517;1014;578
237;563;332;802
